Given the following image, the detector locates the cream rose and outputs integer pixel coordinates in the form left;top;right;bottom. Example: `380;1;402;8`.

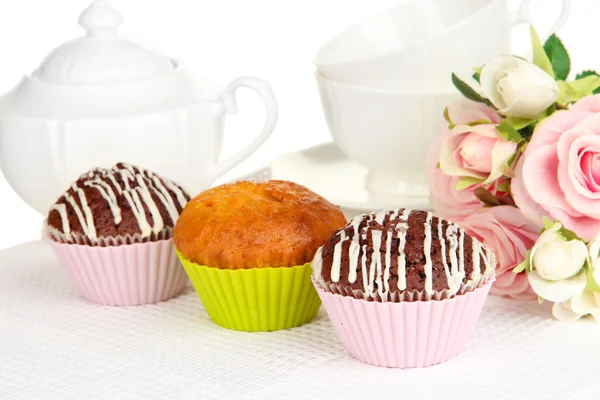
480;56;559;119
553;233;600;322
527;222;588;302
552;289;600;322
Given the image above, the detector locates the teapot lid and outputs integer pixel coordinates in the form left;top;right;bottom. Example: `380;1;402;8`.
34;0;174;84
0;0;220;119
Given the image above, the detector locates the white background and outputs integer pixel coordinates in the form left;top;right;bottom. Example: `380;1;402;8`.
0;0;595;250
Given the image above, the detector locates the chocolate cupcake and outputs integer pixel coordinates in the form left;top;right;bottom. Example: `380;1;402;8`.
313;208;495;302
47;163;191;306
47;163;189;245
312;208;496;368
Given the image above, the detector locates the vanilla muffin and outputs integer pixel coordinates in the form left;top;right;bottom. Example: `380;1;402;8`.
174;180;347;269
174;180;347;331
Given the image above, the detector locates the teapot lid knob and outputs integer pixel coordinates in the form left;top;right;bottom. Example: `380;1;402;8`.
79;0;124;37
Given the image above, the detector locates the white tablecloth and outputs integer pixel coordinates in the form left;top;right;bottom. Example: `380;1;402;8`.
1;240;599;400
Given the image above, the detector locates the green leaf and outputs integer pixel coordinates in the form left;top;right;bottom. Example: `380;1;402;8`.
570;75;600;95
538;295;545;304
530;26;554;78
454;176;482;191
472;66;481;84
543;103;557;118
512;261;527;274
443;106;454;128
556;75;600;106
586;266;600;295
497;180;510;193
542;216;555;230
558;225;581;242
557;81;576;103
505;149;520;170
451;73;488;104
436;162;440;169
575;70;600;80
543;34;570;80
505;116;537;130
557;80;582;105
520;124;535;140
463;119;492;126
513;249;531;273
496;120;523;143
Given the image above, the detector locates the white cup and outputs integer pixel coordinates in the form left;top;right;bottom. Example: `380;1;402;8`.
316;0;571;91
315;72;462;202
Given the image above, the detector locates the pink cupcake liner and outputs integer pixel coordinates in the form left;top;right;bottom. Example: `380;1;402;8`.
314;281;493;368
49;239;188;306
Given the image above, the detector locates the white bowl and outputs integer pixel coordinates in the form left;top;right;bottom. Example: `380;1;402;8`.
316;0;571;91
315;72;461;200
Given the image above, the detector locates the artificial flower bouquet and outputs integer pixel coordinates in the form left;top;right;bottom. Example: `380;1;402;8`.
427;26;600;322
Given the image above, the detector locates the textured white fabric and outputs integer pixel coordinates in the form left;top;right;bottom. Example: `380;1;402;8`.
1;240;599;400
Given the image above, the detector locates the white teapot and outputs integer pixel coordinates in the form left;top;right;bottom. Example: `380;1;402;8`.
0;0;278;214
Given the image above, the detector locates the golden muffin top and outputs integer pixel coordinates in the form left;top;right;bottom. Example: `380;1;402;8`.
173;180;347;269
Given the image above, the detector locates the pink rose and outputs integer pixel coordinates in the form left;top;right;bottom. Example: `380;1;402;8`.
439;124;517;184
426;100;505;218
450;206;539;300
512;94;600;241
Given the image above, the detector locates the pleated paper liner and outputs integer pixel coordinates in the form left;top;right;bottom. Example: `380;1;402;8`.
49;238;189;306
320;272;492;301
314;279;493;368
178;252;321;332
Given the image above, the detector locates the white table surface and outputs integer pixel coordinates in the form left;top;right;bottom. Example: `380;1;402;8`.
1;239;599;400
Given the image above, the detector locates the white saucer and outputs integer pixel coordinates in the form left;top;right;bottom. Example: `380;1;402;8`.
270;142;430;213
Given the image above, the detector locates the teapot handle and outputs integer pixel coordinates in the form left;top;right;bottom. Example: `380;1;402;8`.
208;77;278;182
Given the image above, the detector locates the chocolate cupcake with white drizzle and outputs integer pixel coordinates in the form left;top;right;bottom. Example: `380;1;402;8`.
312;208;496;302
312;208;497;368
47;163;190;246
46;163;191;306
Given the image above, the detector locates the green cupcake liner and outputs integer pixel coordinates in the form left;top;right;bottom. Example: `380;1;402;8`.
178;252;321;332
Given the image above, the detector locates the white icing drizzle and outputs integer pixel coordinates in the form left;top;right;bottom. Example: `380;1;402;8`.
397;229;407;291
347;242;360;283
331;230;346;282
396;209;410;291
313;208;497;300
312;247;323;279
49;163;189;240
423;212;434;294
473;240;481;280
50;204;70;236
471;239;495;283
84;179;121;224
360;243;368;293
444;224;464;293
438;217;448;281
459;228;466;280
369;230;383;299
383;230;392;296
